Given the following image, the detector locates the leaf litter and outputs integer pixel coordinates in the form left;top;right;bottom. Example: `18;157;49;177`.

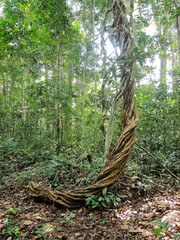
0;176;179;240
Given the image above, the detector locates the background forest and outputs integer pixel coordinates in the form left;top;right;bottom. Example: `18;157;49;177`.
0;0;180;189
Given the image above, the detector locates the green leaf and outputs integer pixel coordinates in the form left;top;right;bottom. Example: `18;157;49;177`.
105;196;110;203
101;202;107;208
85;198;91;205
98;196;103;202
119;195;127;198
150;221;172;229
115;197;121;202
150;221;165;225
174;234;180;239
153;228;164;237
92;202;99;208
102;187;107;196
0;78;7;82
65;215;71;222
133;46;139;54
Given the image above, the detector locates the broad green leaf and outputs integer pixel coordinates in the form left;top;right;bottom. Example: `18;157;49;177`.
120;195;127;198
174;234;180;239
150;221;165;225
102;202;107;208
102;187;107;196
153;228;164;237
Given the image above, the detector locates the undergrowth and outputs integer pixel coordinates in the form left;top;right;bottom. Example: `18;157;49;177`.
0;138;179;192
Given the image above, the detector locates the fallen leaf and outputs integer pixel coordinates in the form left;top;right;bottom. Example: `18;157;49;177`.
120;225;129;230
129;227;139;233
22;220;34;225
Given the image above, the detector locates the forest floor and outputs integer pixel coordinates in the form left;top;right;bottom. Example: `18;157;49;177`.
0;176;180;240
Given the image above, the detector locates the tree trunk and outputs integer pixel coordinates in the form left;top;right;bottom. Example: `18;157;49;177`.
67;58;73;140
93;0;98;146
75;71;81;142
174;0;180;64
81;2;89;152
2;74;8;136
81;50;87;151
56;35;63;154
155;12;168;154
20;58;26;142
173;0;180;152
45;64;50;132
29;0;139;209
156;18;168;92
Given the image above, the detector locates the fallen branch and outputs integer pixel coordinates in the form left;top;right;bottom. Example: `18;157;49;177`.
135;142;180;181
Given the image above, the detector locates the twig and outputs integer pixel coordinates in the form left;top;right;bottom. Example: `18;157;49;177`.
135;142;180;181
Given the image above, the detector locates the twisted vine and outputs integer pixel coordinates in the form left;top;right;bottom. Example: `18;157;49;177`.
29;0;139;208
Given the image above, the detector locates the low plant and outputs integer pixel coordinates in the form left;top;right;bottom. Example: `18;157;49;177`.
53;225;61;234
60;213;74;225
150;221;180;239
102;217;109;225
5;219;20;238
65;215;73;224
35;225;49;239
85;187;126;209
6;206;21;215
